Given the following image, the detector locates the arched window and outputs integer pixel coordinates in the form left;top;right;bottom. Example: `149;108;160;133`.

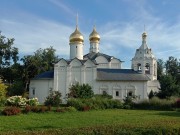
137;63;141;71
145;63;150;74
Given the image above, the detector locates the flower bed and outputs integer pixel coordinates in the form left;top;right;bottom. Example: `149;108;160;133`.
6;96;39;107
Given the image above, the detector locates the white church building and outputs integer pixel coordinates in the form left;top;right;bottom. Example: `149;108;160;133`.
29;24;160;103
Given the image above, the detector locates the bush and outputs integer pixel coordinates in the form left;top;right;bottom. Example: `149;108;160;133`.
27;98;39;106
123;96;135;109
82;106;91;111
176;98;180;108
31;106;39;113
67;98;85;111
6;96;39;107
23;105;31;113
0;79;7;102
67;97;123;111
68;83;94;99
55;107;65;113
44;90;62;106
133;97;177;110
23;106;49;113
0;98;6;107
64;106;77;112
47;105;52;111
39;106;48;113
94;93;112;99
6;96;27;107
2;106;21;116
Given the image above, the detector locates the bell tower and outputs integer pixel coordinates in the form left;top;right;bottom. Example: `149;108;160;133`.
132;31;157;80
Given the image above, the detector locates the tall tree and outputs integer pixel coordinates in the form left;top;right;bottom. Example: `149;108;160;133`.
0;32;18;67
157;56;180;98
165;56;180;84
0;32;19;84
157;59;164;80
21;46;59;92
158;74;180;98
165;56;179;76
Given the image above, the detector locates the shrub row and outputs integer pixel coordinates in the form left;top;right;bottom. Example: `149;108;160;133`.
2;106;21;116
55;106;77;112
133;97;178;110
67;97;123;111
23;105;51;113
1;105;77;116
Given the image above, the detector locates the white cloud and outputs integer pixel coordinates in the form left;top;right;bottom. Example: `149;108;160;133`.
0;18;73;58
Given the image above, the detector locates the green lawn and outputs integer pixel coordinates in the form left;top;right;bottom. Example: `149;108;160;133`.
0;109;180;135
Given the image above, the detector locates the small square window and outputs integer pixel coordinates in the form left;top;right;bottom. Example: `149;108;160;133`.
33;89;35;95
116;91;119;96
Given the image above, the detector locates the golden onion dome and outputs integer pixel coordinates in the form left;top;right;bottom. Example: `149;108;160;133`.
69;26;84;43
89;27;100;42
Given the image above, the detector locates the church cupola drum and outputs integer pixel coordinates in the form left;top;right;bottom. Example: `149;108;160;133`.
69;25;84;60
89;26;100;53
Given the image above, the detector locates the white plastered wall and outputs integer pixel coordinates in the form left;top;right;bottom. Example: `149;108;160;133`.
29;79;53;104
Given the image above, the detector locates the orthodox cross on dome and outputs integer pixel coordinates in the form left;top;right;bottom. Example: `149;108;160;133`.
144;24;146;32
76;13;78;28
93;24;97;30
93;20;97;29
142;25;147;41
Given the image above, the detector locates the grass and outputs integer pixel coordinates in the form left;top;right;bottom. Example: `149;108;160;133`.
0;109;180;134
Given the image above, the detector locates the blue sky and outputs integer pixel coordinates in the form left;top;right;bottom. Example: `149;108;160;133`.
0;0;180;68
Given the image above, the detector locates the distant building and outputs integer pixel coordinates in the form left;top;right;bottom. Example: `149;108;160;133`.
29;24;160;103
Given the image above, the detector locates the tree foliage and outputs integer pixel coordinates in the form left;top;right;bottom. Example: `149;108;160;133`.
158;74;180;98
0;32;18;67
68;83;94;99
148;90;155;99
21;46;59;91
0;78;7;100
0;32;19;84
7;80;24;96
157;59;164;80
157;56;180;98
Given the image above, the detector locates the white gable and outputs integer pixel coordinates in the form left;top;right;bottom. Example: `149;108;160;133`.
84;59;95;67
111;58;120;64
58;59;68;67
70;58;82;67
95;56;108;64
